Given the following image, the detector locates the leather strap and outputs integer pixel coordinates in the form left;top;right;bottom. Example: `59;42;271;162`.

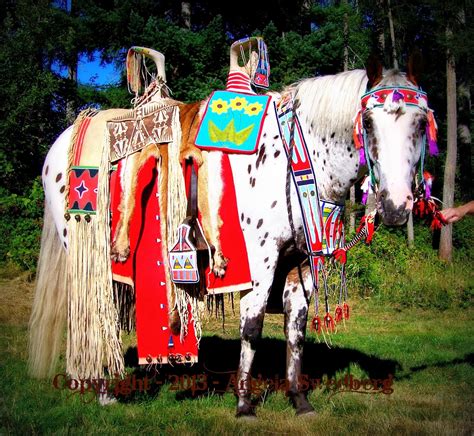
184;159;208;251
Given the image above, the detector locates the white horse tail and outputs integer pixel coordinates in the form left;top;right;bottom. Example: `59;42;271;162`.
28;203;67;378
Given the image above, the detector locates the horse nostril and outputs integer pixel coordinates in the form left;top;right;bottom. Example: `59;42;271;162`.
407;195;413;201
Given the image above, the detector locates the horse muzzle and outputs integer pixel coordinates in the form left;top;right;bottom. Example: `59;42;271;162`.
376;189;411;226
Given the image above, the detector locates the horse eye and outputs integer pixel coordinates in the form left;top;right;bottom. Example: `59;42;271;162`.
363;114;373;130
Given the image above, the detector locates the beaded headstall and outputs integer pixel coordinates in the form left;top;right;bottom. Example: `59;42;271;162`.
353;85;446;229
353;86;438;188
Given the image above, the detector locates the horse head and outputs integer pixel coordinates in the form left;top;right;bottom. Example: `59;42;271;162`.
362;54;431;226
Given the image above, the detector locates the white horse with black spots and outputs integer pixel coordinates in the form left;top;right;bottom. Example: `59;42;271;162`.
31;56;428;417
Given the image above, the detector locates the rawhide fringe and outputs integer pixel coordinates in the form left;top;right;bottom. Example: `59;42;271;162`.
66;118;124;380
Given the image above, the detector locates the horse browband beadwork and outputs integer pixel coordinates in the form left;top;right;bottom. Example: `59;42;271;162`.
361;86;428;111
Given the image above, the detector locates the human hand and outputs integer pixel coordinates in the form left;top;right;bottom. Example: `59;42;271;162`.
440;201;474;223
440;207;464;223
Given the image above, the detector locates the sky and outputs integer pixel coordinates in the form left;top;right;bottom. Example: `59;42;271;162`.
77;52;121;85
52;50;121;86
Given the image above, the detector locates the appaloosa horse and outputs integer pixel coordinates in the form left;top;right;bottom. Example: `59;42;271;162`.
31;56;430;417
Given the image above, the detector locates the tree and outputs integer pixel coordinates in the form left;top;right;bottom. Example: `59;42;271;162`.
439;22;458;262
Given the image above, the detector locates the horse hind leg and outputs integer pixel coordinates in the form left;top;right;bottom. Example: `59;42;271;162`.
283;265;315;415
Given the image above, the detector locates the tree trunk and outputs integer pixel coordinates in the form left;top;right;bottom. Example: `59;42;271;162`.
342;0;349;71
66;63;77;125
439;27;457;262
458;81;472;200
407;211;414;247
387;0;398;69
457;8;472;200
365;192;376;216
376;0;385;58
181;2;191;29
65;0;78;125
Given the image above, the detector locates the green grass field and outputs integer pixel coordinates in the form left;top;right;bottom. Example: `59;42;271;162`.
1;270;473;435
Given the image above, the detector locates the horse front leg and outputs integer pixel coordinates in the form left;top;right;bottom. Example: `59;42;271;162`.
236;285;269;418
283;264;315;415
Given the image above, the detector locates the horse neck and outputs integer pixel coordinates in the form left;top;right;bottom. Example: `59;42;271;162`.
291;69;368;203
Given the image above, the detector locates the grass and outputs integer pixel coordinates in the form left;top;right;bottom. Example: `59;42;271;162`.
1;271;473;435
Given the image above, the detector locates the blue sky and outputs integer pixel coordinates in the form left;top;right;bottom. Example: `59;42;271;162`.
78;52;121;85
52;50;121;86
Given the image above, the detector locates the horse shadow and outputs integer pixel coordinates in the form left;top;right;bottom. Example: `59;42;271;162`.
118;335;402;403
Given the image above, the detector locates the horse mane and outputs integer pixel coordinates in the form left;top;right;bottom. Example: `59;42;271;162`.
284;69;368;142
377;69;413;87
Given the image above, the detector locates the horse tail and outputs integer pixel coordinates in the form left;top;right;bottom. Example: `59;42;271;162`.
28;204;67;378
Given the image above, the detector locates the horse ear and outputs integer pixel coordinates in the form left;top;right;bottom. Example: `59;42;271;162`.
366;54;383;88
407;49;423;86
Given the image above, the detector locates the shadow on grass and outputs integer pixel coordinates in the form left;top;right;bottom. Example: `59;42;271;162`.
118;335;401;404
395;352;474;381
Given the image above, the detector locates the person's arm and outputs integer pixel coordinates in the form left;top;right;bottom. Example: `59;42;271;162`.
440;201;474;223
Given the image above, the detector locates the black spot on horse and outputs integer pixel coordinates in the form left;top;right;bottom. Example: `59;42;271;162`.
247;164;252;174
251;178;256;188
264;257;269;263
274;150;281;158
273;135;279;140
284;290;289;299
331;132;335;138
262;154;267;165
241;313;264;347
322;137;326;143
56;173;62;182
256;145;266;169
247;217;251;225
260;239;266;246
271;200;277;208
330;175;333;180
317;152;320;158
349;153;353;158
257;219;263;229
241;213;244;222
63;242;67;249
323;160;326;165
347;147;351;152
45;165;49;176
263;133;267;138
63;228;67;237
264;232;269;238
